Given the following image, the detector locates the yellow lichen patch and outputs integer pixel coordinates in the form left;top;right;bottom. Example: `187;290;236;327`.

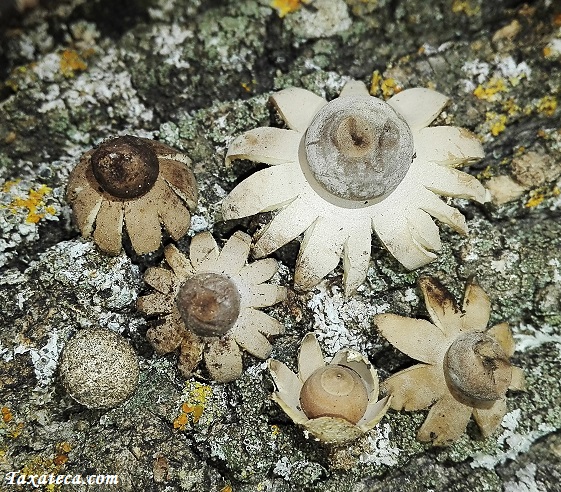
271;0;303;17
476;165;493;181
525;189;546;207
501;98;521;116
220;486;233;492
174;382;213;429
452;0;480;16
7;184;55;223
54;442;72;466
1;406;13;423
485;112;508;137
525;185;560;207
473;78;509;102
370;70;402;98
2;180;20;192
271;424;280;437
60;50;87;78
537;95;558;117
241;80;256;93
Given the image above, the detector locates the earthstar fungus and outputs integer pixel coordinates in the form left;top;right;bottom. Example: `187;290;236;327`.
138;231;286;383
268;332;391;444
223;79;488;295
66;135;198;255
375;277;525;445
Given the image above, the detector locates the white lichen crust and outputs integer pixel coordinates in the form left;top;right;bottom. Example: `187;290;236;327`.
268;332;391;444
375;277;526;445
137;231;286;383
223;80;488;295
66;136;198;256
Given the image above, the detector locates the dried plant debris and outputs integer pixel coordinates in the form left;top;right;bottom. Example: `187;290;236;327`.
375;277;525;445
268;332;391;444
138;231;286;382
223;79;487;295
66;135;198;256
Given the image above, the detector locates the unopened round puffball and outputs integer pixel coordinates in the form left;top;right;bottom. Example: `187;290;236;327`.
59;328;139;408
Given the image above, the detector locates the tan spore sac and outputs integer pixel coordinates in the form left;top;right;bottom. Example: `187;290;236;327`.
66;135;198;256
375;277;525;445
268;332;391;444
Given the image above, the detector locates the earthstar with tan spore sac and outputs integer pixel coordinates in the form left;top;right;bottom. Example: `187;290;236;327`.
138;231;286;383
268;332;392;444
375;277;525;445
223;79;488;295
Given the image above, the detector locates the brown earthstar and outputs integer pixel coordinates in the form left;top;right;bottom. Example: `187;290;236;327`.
138;231;286;383
223;79;488;295
375;277;525;445
66;135;198;255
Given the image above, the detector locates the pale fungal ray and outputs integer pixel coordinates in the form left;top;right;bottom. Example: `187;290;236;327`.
387;88;449;132
157;180;192;240
164;244;194;278
417;188;469;234
472;398;508;438
342;222;372;296
297;332;325;382
294;217;346;291
382;364;446;411
214;231;251;276
143;266;175;295
375;314;447;364
205;337;243;383
124;196;162;255
269;87;327;133
417;394;472;444
417;161;488;202
252;197;318;258
239;307;284;336
238;258;278;285
93;200;123;256
225;127;302;166
418;277;462;334
462;281;492;333
372;212;437;270
268;359;307;423
339;79;370;97
222;164;300;220
72;188;102;237
415;126;485;166
229;321;272;359
407;208;442;252
188;231;219;270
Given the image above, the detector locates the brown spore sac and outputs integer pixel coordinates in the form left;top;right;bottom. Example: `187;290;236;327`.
91;135;160;199
176;273;241;337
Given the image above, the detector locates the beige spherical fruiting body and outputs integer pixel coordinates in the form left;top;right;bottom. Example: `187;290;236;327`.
59;328;139;408
304;96;414;202
299;365;369;424
444;332;512;403
176;272;241;337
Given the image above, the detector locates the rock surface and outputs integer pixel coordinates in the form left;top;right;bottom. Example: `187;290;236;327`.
1;0;560;490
